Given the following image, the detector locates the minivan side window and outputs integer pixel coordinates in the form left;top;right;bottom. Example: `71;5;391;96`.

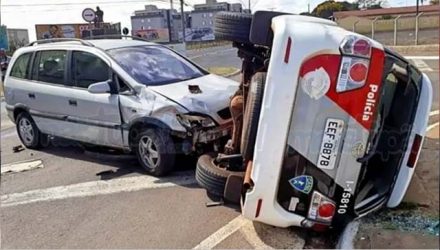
72;51;109;89
10;53;31;79
33;50;67;85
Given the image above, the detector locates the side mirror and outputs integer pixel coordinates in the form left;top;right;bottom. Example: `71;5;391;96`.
88;81;111;94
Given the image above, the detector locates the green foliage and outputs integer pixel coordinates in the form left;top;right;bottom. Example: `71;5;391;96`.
356;0;385;9
430;0;439;4
340;1;359;10
311;0;359;18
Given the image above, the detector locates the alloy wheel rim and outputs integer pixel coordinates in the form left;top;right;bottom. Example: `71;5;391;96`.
138;135;159;169
19;118;34;145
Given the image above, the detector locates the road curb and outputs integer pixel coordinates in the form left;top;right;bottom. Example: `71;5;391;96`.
225;69;241;78
336;221;360;249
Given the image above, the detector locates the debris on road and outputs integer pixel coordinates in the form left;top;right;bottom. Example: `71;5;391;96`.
362;209;439;236
12;145;24;153
1;159;43;174
206;199;224;207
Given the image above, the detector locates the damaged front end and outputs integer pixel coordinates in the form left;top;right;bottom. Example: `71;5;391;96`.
176;113;233;153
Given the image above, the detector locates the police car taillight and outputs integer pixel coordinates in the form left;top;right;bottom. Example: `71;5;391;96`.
341;35;372;58
308;191;336;223
337;36;372;93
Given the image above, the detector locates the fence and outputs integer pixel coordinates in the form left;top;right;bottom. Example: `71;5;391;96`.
337;14;439;46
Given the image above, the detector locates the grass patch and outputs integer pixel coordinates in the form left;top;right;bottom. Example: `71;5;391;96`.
207;66;239;76
187;40;230;50
381;221;399;230
397;202;419;210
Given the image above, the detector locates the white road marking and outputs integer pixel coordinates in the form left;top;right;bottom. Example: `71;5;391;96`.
405;56;439;60
1;130;17;139
1;120;15;130
430;110;439;116
411;59;433;72
1;171;196;207
1;160;43;174
240;221;270;249
239;220;305;249
193;215;247;249
427;122;439;132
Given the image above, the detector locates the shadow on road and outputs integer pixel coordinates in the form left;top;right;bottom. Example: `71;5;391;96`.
40;137;200;181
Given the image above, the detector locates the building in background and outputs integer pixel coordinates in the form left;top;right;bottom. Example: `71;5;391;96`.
190;0;242;41
333;4;440;20
131;5;188;42
334;5;439;46
191;0;241;29
131;1;243;42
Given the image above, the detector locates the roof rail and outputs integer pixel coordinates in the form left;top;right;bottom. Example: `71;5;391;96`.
83;35;150;42
26;38;94;47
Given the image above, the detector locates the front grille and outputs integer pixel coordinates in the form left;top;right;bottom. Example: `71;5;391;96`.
217;107;231;120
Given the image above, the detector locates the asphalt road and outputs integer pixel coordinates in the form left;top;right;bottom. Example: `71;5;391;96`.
190;46;241;69
0;47;438;248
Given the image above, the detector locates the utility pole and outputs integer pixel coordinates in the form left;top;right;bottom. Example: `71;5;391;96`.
416;0;419;16
248;0;251;12
180;0;186;44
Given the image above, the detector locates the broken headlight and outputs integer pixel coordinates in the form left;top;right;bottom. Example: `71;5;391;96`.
176;114;216;128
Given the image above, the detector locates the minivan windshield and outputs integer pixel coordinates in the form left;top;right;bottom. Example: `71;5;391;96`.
108;45;205;86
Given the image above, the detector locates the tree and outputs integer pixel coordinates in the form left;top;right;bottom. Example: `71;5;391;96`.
312;1;345;18
340;1;359;10
311;1;359;18
356;0;385;9
430;0;439;4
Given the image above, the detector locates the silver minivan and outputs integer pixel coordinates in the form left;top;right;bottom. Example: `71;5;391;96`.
4;38;238;176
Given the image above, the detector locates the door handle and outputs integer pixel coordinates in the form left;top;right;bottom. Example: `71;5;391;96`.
28;93;35;99
68;99;77;106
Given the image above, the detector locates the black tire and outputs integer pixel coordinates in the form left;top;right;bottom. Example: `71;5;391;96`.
241;72;266;161
16;112;48;149
196;154;244;197
214;11;252;44
134;128;175;176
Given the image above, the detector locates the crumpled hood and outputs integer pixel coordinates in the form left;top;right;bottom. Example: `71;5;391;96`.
149;74;239;117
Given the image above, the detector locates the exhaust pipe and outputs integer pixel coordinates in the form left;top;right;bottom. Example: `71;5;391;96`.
243;160;254;190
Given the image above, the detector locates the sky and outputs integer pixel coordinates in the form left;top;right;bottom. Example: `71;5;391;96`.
1;0;416;40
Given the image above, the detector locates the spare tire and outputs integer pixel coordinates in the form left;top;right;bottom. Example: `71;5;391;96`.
196;154;244;197
241;72;266;161
214;11;252;44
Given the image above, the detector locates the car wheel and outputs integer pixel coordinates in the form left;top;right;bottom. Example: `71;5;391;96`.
241;72;266;161
196;153;244;198
214;11;252;44
16;112;48;149
135;128;175;176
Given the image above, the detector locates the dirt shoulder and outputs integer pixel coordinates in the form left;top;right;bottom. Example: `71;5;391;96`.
354;136;439;249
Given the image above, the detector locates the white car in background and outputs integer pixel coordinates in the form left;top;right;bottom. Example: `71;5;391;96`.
3;38;238;176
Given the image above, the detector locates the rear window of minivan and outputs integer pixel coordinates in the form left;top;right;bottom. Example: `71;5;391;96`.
10;53;32;79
